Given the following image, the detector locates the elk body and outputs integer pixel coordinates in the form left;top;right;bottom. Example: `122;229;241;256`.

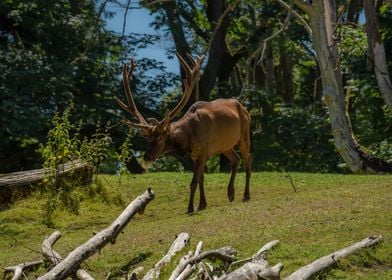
115;54;251;213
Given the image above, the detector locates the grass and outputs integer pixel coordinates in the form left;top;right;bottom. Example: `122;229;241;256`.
0;172;391;279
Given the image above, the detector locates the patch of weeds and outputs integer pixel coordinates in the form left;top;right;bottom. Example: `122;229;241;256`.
39;104;111;227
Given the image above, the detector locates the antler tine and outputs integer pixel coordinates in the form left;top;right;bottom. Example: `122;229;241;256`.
176;52;193;82
126;59;137;81
165;53;205;121
114;60;151;130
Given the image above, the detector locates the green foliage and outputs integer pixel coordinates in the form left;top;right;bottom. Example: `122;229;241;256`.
39;105;81;227
39;105;112;226
252;103;340;172
0;0;123;173
80;123;111;172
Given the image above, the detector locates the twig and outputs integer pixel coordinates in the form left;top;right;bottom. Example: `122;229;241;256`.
122;0;132;36
4;260;43;280
277;0;312;35
285;172;297;192
257;0;294;65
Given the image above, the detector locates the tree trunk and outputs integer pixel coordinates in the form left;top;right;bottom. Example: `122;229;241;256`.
276;45;294;105
294;0;392;173
198;0;231;101
363;0;392;112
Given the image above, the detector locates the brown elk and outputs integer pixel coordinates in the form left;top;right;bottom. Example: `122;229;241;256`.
115;54;251;213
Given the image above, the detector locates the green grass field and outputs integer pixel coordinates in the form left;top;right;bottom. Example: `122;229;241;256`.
1;172;391;279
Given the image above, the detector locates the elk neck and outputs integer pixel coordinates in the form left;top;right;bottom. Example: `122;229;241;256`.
165;118;193;157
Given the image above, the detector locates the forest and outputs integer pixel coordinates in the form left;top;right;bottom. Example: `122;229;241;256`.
1;0;391;175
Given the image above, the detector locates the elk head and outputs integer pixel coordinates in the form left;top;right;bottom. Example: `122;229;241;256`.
114;53;205;162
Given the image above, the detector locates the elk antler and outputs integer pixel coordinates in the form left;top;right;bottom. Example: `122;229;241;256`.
114;60;152;130
164;53;205;123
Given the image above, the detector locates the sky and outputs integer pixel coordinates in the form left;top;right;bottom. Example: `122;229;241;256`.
104;3;180;74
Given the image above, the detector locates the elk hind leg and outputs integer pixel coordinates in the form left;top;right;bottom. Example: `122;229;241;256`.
198;172;207;211
239;140;251;202
223;149;240;202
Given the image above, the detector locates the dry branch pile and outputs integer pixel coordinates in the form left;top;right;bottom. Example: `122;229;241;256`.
3;189;383;280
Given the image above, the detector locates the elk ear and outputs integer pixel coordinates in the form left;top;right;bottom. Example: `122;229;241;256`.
139;127;152;138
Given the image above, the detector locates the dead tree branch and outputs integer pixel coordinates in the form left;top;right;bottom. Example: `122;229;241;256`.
285;235;383;280
38;189;155;280
142;232;191;280
42;231;94;280
170;247;236;280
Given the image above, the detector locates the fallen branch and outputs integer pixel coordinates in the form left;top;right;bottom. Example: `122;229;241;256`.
4;260;43;280
42;231;94;280
0;159;92;189
221;240;282;280
38;188;155;280
170;246;236;280
285;235;383;280
142;232;191;280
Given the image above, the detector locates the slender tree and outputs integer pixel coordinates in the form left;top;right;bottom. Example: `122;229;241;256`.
289;0;392;173
363;0;392;112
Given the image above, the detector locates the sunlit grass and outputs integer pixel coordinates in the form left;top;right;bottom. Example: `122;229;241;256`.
0;172;391;279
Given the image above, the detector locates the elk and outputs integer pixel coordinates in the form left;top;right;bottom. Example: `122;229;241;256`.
115;53;251;213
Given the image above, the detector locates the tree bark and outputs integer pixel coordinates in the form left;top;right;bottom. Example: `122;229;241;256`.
363;0;392;112
38;189;155;280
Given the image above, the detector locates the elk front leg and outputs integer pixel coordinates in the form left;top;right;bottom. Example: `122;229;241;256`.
223;150;240;202
187;158;207;213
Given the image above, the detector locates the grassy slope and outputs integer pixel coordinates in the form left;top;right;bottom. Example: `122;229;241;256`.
0;172;391;279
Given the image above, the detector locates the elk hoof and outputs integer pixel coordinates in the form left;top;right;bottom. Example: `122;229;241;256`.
227;187;235;202
197;202;207;211
242;195;250;202
186;208;194;214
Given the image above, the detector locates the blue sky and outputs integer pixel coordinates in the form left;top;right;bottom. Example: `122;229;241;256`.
104;3;179;74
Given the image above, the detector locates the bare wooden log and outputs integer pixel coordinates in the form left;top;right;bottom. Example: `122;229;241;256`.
142;232;191;280
0;160;93;189
38;189;155;280
285;235;383;280
170;246;236;280
4;260;43;280
42;231;94;280
220;240;282;280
